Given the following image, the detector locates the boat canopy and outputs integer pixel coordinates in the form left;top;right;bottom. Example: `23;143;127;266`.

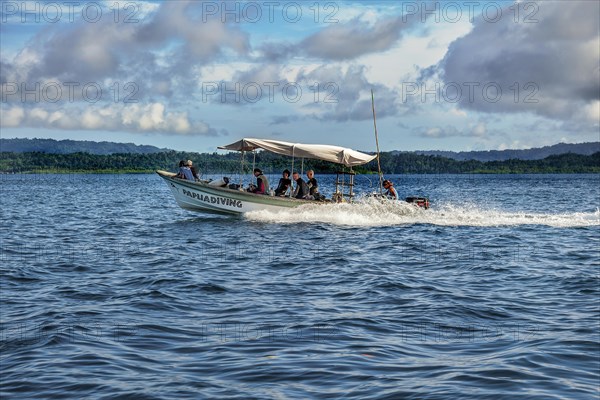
218;138;377;167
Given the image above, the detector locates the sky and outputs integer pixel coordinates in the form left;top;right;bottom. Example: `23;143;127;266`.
1;0;599;153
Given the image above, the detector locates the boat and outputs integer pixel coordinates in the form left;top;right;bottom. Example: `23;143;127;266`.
156;138;377;215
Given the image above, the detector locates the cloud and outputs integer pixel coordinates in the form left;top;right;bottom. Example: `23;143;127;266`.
255;7;421;63
203;62;402;122
204;63;289;105
1;2;418;128
414;122;488;139
0;1;250;99
437;1;599;123
296;64;401;122
255;42;295;63
270;115;300;125
213;63;406;122
0;1;252;134
1;106;25;127
0;103;220;135
300;14;417;60
135;1;249;61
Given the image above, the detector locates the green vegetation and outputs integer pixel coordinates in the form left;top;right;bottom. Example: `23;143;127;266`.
0;138;165;155
1;151;598;174
373;151;600;174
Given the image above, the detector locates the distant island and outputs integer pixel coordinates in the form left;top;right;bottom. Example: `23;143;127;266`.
2;138;599;160
0;138;168;155
0;138;598;174
412;142;600;161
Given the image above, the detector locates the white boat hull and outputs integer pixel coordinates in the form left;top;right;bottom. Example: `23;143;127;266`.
156;170;310;215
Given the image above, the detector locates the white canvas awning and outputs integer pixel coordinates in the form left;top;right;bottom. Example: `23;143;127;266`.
218;138;377;167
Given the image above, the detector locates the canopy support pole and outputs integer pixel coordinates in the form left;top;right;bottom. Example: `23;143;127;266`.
349;167;354;198
291;145;296;192
239;151;245;186
300;158;304;176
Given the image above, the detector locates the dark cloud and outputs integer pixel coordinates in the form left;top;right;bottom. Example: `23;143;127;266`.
0;1;253;136
256;8;422;64
270;115;300;125
134;1;249;61
300;15;417;60
437;1;599;122
256;42;295;63
1;0;250;102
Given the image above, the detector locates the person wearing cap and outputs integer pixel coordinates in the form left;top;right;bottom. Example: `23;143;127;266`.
274;169;292;196
250;168;269;194
383;179;398;200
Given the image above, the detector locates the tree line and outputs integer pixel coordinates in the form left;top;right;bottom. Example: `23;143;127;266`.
1;150;598;174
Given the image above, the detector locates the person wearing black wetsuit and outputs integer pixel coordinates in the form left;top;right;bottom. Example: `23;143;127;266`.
292;171;309;199
306;169;320;199
275;169;292;196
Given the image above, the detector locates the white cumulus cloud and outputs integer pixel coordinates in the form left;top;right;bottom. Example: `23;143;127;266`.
0;103;219;136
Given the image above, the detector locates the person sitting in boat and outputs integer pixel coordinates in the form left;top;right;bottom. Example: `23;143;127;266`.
306;170;323;200
250;168;269;194
274;169;292;196
292;171;309;199
383;179;398;200
174;160;185;178
176;160;195;180
189;161;200;181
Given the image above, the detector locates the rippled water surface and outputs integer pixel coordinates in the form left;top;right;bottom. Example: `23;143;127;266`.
1;173;599;399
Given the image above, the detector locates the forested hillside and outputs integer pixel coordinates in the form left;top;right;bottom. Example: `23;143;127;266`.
1;151;598;174
0;138;166;155
3;138;598;161
413;142;600;161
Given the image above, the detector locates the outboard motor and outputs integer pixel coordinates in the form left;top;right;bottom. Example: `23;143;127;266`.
406;196;430;209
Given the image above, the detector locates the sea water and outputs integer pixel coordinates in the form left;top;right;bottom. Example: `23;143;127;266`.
1;173;599;399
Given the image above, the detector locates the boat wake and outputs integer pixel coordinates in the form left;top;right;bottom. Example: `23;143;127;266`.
244;198;600;227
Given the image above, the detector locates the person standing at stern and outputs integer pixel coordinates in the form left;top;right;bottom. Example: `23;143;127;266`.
383;180;398;200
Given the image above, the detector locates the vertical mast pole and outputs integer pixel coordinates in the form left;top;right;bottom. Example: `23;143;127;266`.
371;89;384;194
